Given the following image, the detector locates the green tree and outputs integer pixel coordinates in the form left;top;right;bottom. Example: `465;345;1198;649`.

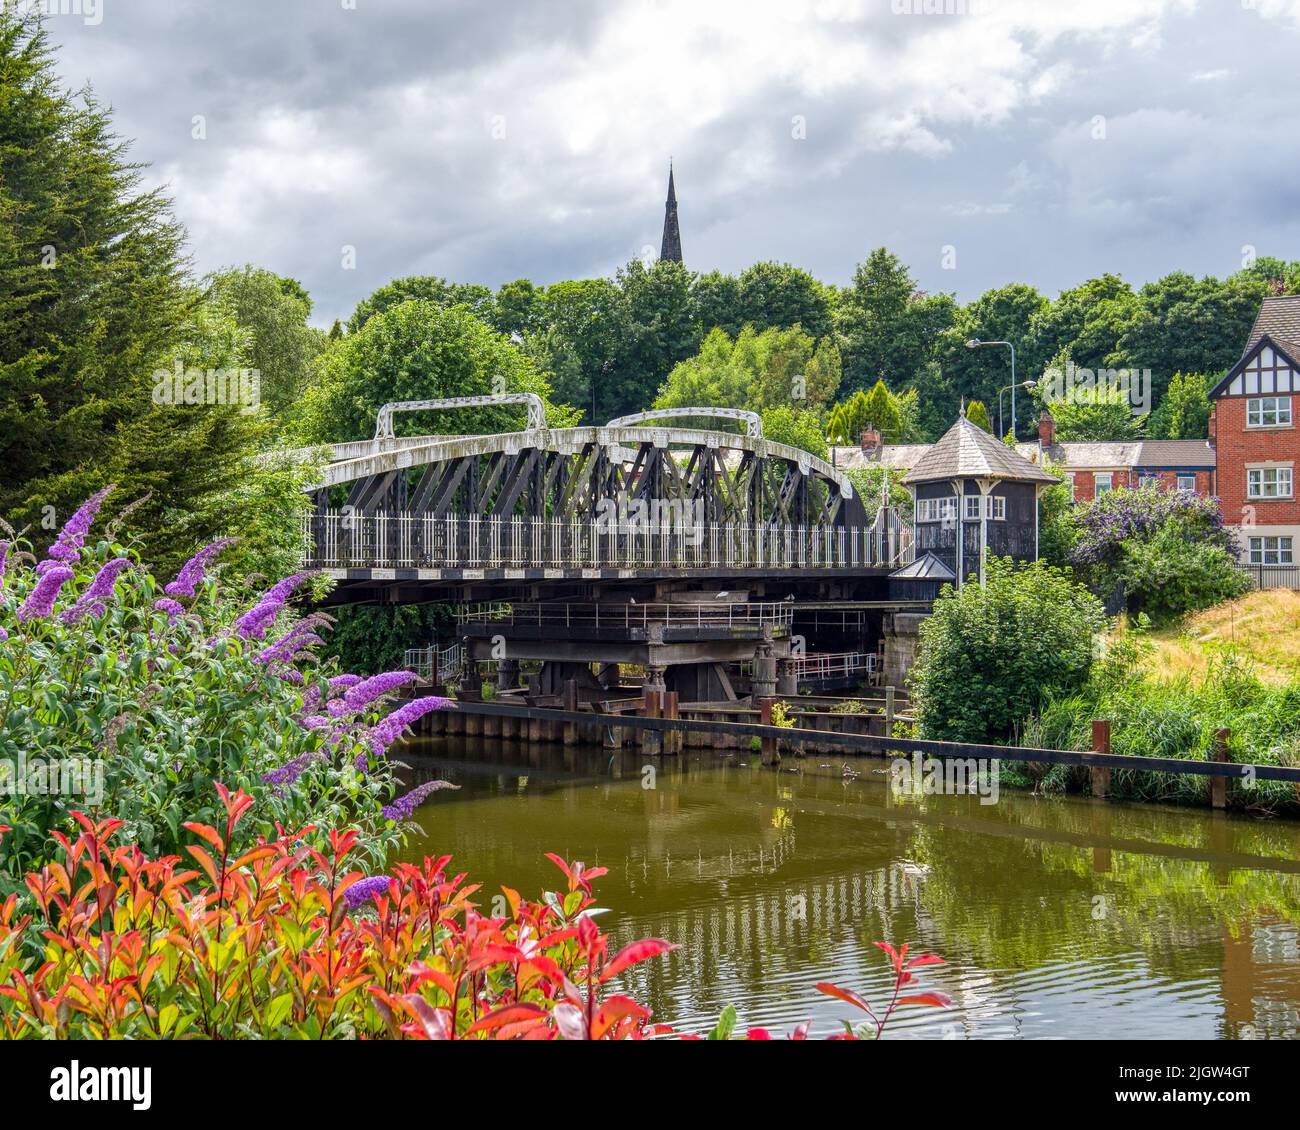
0;13;267;573
1050;386;1143;441
965;400;992;432
297;301;577;445
910;558;1109;743
759;404;827;459
207;265;326;425
1149;371;1211;439
735;261;833;340
347;275;495;334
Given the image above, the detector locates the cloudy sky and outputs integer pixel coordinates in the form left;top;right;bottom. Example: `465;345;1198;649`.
43;0;1300;325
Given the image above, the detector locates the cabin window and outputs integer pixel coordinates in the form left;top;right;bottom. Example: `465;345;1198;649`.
1246;396;1292;428
1094;472;1113;497
1247;466;1294;499
1249;536;1294;565
917;497;958;523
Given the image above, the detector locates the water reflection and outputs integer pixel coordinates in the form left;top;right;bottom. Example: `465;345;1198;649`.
392;737;1300;1039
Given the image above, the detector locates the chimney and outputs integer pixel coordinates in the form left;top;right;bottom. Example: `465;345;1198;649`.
860;425;882;459
1208;404;1217;449
1037;409;1056;448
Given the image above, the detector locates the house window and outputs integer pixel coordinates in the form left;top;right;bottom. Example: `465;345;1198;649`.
917;497;959;524
1247;466;1294;499
1094;472;1113;497
963;495;1007;520
1249;536;1294;565
1246;396;1293;428
1176;474;1196;493
1137;474;1159;488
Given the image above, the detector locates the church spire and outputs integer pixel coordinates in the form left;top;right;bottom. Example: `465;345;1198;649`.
660;162;682;264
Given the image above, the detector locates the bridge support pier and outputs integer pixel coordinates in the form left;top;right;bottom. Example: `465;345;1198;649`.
776;659;797;697
752;633;777;702
641;664;667;756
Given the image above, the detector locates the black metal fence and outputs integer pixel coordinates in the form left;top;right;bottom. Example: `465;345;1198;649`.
1240;564;1300;590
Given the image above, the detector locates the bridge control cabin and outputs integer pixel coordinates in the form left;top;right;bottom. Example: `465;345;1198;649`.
904;415;1057;586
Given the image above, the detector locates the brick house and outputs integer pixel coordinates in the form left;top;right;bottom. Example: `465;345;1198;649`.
1208;295;1300;567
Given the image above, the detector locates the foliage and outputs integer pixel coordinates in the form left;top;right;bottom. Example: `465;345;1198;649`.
1070;485;1245;623
0;492;450;880
655;324;839;416
1147;371;1211;440
296;300;579;446
0;795;947;1039
347;275;495;334
693;261;833;341
325;604;453;677
1017;625;1300;814
910;558;1109;743
1035;457;1078;567
759;405;827;460
0;14;268;576
844;465;912;513
964;400;992;433
1047;385;1143;441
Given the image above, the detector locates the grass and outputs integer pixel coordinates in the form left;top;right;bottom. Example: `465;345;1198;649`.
1140;588;1300;685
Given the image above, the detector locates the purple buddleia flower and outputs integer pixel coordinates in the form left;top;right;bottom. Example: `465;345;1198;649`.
231;572;315;640
342;876;392;911
382;778;459;822
154;597;185;624
0;540;9;589
17;566;75;622
37;486;114;575
367;697;452;757
342;670;419;713
0;626;8;642
330;674;363;690
165;537;235;598
61;557;133;624
262;750;325;792
299;713;331;729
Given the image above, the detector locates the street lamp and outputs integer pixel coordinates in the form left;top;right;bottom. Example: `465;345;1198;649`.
965;338;1019;438
997;379;1037;442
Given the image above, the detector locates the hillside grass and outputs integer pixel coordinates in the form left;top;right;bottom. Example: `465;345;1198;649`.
1142;589;1300;684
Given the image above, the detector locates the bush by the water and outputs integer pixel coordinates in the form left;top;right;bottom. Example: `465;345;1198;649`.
1017;624;1300;814
1070;486;1248;624
909;557;1108;743
0;489;451;882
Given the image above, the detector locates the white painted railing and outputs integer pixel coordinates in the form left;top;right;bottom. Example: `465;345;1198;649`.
303;511;913;571
460;601;796;632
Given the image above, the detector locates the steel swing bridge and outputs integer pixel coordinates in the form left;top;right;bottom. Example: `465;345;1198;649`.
300;395;913;584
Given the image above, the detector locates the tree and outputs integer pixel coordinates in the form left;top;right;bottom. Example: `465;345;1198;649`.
1028;274;1137;371
1049;386;1143;441
735;261;833;340
607;258;697;420
760;405;827;459
0;12;268;573
910;558;1109;743
347;275;495;334
965;400;992;432
826;380;904;444
207;265;326;425
654;325;838;417
297;301;577;445
493;278;540;338
1149;371;1211;439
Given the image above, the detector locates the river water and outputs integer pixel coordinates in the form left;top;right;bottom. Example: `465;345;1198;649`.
392;737;1300;1039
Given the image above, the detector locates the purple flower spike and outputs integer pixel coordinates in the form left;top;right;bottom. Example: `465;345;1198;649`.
329;674;363;691
367;696;451;757
0;540;9;589
61;557;133;624
342;876;393;911
165;537;235;598
17;566;75;622
154;597;185;623
37;486;114;575
382;778;459;822
0;626;8;642
343;670;419;713
262;750;325;791
232;572;315;640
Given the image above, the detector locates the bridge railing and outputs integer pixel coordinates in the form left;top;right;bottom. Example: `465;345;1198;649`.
460;601;796;632
302;511;913;571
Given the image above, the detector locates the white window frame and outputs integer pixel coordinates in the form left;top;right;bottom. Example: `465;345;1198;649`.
1246;396;1293;428
1176;474;1196;493
1094;472;1113;497
1247;465;1294;500
1248;536;1294;565
1137;474;1159;488
917;497;959;524
962;495;1007;521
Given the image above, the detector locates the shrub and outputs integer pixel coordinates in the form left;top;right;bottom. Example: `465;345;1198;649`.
909;557;1108;742
0;489;450;881
1070;485;1246;623
0;791;948;1040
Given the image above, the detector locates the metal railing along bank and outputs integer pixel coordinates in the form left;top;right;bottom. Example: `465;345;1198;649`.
302;511;912;571
459;601;796;632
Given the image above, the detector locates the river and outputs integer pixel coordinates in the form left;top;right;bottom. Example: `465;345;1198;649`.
391;737;1300;1039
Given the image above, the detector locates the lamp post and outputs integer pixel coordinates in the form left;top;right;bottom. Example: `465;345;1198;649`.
965;338;1018;437
997;379;1037;441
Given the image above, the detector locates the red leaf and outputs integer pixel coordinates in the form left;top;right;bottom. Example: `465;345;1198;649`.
402;995;452;1040
815;981;874;1014
745;1027;773;1040
591;995;649;1040
467;1003;547;1036
898;992;952;1009
906;954;945;968
599;938;677;983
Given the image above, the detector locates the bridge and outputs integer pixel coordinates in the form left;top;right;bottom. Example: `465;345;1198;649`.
298;396;923;705
302;396;911;595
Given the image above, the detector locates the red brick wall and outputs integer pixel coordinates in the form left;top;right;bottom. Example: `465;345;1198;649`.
1213;397;1300;525
1066;468;1212;502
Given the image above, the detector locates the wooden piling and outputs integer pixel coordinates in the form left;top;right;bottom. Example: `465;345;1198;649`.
884;686;896;738
641;691;662;756
1090;719;1111;798
1210;727;1231;810
562;679;579;746
663;691;680;755
759;697;780;767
